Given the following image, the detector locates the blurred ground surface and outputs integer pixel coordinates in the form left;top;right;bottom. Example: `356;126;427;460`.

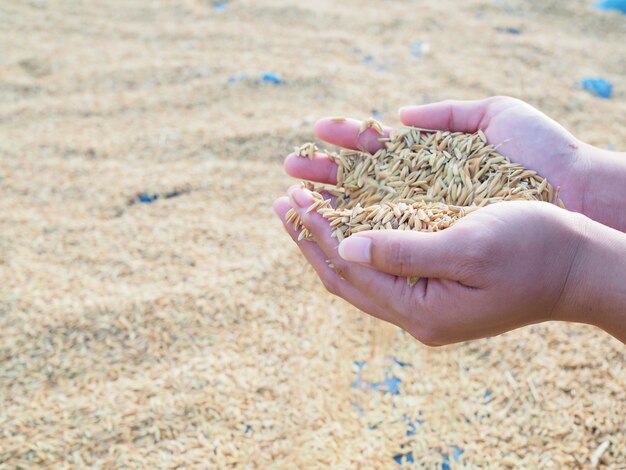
1;0;625;468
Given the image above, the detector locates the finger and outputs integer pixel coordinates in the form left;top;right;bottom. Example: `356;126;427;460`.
399;99;494;133
273;197;396;323
287;187;405;309
283;152;339;184
337;227;473;281
285;184;337;206
314;117;393;154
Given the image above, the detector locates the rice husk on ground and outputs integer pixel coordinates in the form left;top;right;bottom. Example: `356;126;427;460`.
1;0;625;468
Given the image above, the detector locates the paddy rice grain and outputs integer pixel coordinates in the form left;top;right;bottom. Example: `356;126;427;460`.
287;120;561;284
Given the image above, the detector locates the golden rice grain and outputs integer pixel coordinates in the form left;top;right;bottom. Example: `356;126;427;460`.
359;117;385;136
295;142;318;160
288;125;562;285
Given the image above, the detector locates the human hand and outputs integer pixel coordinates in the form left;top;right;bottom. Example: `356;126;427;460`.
274;193;590;345
284;96;626;232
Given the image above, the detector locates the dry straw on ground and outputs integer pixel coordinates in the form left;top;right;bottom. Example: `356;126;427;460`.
288;121;559;284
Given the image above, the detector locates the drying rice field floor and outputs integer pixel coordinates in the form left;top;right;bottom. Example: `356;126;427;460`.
1;0;625;467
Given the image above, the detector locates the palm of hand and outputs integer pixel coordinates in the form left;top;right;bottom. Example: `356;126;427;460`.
475;98;584;211
404;169;583;340
396;201;578;344
276;97;588;344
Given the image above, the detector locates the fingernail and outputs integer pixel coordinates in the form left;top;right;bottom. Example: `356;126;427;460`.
338;236;371;263
288;187;314;208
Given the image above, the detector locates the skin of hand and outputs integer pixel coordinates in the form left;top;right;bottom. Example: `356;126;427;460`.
274;192;626;345
275;97;626;344
283;96;626;232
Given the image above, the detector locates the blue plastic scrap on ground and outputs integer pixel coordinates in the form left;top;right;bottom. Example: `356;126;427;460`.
262;72;282;85
496;27;522;34
581;78;613;99
359;54;386;71
393;451;415;464
391;356;412;368
404;416;424;436
410;41;428;58
228;72;246;83
351;360;401;395
595;0;626;13
381;374;401;395
213;2;228;10
351;402;365;416
138;193;159;203
442;445;465;469
452;446;464;461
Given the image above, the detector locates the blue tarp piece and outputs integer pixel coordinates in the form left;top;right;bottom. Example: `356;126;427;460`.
393;452;415;464
402;414;424;436
496;27;522;34
358;54;386;71
351;361;401;395
442;445;465;469
138;193;159;203
581;78;613;99
351;402;365;416
137;191;182;203
262;72;282;85
228;72;246;83
391;357;412;368
595;0;626;13
382;374;401;395
410;41;427;58
213;2;228;10
484;390;493;399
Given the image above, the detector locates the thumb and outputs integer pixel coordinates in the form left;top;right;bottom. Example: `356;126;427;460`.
337;228;465;279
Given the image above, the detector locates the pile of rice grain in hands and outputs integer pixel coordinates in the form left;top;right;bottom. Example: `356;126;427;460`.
286;117;561;284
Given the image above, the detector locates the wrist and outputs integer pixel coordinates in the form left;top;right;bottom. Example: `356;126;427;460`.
577;143;626;233
560;214;626;342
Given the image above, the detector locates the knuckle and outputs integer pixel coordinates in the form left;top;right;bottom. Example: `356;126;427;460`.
455;230;496;275
302;210;332;236
410;324;444;347
488;95;519;106
321;275;341;297
385;241;413;276
299;213;321;236
402;305;446;347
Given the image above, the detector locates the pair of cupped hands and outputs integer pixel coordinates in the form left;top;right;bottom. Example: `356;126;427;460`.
274;97;626;345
